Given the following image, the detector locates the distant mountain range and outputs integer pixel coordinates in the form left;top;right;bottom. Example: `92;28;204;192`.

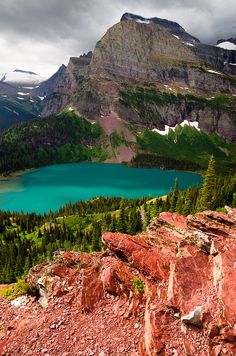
0;70;46;131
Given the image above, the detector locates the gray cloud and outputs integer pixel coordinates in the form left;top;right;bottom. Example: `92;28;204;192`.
0;0;235;77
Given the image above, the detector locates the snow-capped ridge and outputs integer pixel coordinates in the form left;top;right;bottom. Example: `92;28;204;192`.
1;69;46;86
216;41;236;51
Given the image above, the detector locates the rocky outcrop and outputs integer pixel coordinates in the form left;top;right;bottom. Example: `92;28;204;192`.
1;208;236;355
34;64;67;97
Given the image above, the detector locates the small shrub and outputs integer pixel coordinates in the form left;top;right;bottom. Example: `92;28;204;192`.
132;277;145;295
216;207;227;214
0;279;30;301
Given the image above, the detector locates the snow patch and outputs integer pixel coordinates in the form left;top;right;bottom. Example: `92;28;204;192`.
22;86;35;89
152;120;199;136
207;69;223;75
229;62;236;66
1;94;7;98
38;96;46;101
3;106;19;115
2;70;45;85
135;19;151;24
216;41;236;51
185;42;195;47
68;107;74;112
173;35;180;39
17;92;30;96
17;97;25;100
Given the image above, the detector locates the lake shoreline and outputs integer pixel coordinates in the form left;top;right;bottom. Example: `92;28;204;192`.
0;168;36;181
0;162;203;213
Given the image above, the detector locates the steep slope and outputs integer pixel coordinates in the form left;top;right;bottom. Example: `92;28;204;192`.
1;208;236;355
0;95;41;132
121;12;200;44
41;15;236;147
0;110;107;174
0;109;236;174
0;69;48;131
34;64;67;97
121;13;236;75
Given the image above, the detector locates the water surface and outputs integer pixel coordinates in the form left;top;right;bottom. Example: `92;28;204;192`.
0;162;202;213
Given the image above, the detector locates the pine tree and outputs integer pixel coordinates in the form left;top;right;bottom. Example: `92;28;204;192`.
198;155;216;211
116;201;127;233
232;193;236;208
170;178;179;212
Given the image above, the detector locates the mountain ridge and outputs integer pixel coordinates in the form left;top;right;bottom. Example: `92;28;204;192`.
40;14;236;147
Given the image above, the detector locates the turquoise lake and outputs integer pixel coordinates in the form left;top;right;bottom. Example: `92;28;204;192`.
0;162;202;214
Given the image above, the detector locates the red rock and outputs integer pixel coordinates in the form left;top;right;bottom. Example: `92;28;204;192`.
1;209;236;355
159;211;187;230
80;266;104;312
221;326;236;342
183;337;196;355
103;232;169;281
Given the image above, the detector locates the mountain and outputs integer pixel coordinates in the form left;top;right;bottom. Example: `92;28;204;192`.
1;69;45;87
121;13;236;75
121;12;200;44
0;69;48;131
34;64;66;97
0;95;41;132
41;13;236;148
1;13;236;168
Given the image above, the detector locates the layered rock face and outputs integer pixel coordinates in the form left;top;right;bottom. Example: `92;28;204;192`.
89;20;201;81
1;208;236;355
121;13;236;76
121;12;200;44
41;16;236;144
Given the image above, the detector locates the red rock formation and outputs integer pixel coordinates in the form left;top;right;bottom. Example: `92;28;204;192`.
1;208;236;355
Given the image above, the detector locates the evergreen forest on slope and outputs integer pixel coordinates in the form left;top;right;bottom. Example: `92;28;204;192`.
0;157;235;285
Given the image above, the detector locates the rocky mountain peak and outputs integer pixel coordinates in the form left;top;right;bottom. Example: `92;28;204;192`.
89;19;201;81
121;12;200;44
1;208;236;354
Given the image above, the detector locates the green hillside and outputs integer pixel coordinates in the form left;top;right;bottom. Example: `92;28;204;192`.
0;110;107;174
133;125;236;173
0;96;41;131
0;109;236;175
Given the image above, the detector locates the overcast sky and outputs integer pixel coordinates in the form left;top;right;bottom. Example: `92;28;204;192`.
0;0;235;78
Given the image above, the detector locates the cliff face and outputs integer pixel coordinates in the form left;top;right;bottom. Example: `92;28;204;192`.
89;20;201;81
120;12;200;45
120;13;236;76
41;17;236;144
1;208;236;355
